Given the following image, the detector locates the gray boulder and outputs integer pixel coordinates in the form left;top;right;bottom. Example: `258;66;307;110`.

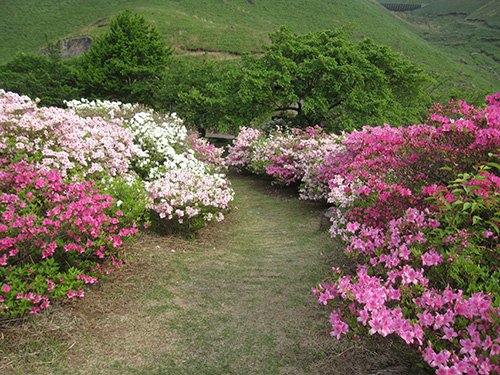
319;206;335;232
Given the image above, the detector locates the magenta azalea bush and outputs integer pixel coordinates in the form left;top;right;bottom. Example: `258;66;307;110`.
228;93;500;374
0;90;233;317
0;160;136;317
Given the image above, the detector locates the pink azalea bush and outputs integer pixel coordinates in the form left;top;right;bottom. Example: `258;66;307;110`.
227;125;343;199
0;160;136;317
184;134;227;173
319;94;500;374
229;93;500;374
226;126;266;172
146;169;233;233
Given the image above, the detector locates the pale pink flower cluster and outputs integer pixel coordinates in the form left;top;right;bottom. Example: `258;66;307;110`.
185;134;227;173
146;169;234;225
327;175;357;208
226;127;266;171
227;126;346;199
298;136;345;200
1;90;135;179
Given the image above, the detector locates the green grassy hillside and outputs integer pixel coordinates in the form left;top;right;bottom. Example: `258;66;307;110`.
416;0;500;26
381;0;500;92
378;0;500;27
467;1;500;27
0;0;499;92
379;0;427;3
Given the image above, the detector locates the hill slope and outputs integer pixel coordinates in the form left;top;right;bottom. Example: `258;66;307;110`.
415;0;500;26
0;0;499;92
378;0;500;91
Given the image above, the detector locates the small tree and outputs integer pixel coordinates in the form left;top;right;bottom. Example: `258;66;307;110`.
0;52;82;107
240;26;431;132
78;9;173;106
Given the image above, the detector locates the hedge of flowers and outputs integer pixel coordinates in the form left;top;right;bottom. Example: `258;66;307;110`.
226;125;344;200
228;93;500;374
0;90;233;318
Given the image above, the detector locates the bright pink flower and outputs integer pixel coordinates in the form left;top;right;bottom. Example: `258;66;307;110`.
442;326;458;341
67;290;76;298
459;338;476;355
346;221;360;233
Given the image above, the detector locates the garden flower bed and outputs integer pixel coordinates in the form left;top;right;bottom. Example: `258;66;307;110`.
228;93;500;374
0;90;234;318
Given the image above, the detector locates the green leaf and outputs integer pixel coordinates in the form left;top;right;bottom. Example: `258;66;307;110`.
465;185;484;193
487;162;500;170
474;176;488;182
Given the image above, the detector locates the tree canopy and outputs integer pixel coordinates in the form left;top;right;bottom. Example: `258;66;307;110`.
78;9;173;106
175;26;431;134
172;58;262;134
240;26;431;132
0;51;81;107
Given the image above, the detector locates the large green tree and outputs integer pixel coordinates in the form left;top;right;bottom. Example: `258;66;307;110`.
240;26;431;132
78;9;173;107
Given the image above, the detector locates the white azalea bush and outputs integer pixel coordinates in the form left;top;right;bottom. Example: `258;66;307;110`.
67;98;234;234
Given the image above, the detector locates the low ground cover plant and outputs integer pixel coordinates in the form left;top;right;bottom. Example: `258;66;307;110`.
0;90;233;318
228;93;500;374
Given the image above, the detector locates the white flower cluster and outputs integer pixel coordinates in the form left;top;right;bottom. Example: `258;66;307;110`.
66;97;234;229
125;111;212;180
65;98;135;116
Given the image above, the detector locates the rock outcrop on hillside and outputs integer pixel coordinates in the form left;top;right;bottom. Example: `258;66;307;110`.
39;36;92;59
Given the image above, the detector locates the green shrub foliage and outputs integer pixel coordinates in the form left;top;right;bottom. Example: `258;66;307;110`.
0;52;81;107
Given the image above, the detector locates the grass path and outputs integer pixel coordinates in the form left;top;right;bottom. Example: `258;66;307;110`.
1;173;420;375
